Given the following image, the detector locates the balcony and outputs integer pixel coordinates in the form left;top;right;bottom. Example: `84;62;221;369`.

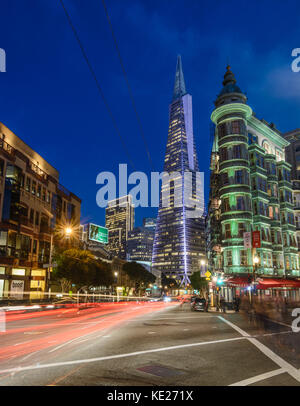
0;139;15;157
27;162;48;182
40;223;51;234
0;246;30;260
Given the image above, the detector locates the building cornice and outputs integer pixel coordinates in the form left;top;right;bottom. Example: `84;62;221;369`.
248;116;289;149
211;103;252;124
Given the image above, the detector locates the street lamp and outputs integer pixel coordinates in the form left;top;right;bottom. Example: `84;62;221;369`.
65;227;73;237
253;255;259;282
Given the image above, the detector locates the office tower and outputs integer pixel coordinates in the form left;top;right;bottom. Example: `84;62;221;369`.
152;56;205;285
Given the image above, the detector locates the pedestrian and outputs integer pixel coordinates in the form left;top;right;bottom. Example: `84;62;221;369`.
235;296;240;312
220;296;226;313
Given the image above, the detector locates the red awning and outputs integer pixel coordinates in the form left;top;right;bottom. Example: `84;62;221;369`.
225;276;300;289
256;278;300;289
226;276;249;287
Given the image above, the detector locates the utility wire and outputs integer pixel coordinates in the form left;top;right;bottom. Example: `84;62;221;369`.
101;0;154;171
58;0;135;170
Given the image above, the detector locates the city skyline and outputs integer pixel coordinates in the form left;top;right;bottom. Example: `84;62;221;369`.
0;1;300;228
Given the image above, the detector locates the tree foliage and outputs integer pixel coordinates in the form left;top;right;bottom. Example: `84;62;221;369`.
190;272;208;296
122;262;156;291
53;248;113;291
161;274;180;289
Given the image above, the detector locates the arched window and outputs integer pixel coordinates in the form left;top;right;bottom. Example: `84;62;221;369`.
262;140;270;154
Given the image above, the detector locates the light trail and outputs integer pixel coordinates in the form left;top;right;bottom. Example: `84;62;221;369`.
0;302;176;363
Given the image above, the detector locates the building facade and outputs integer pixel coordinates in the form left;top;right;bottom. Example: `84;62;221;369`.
152;56;206;285
208;66;300;295
127;226;154;262
143;217;157;231
105;195;134;259
0;121;81;300
283;129;300;256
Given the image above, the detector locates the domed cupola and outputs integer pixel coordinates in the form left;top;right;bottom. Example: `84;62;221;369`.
215;65;247;108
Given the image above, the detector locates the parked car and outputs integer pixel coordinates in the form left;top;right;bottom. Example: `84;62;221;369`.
191;297;208;312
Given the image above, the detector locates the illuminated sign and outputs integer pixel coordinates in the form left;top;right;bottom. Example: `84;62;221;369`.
252;231;261;248
88;223;108;244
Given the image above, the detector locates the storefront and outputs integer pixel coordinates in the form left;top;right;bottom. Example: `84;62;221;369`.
225;275;300;300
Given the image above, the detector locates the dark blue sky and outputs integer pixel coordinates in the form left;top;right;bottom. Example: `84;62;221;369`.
0;0;300;227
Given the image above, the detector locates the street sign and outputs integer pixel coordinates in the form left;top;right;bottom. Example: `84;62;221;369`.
43;262;57;268
205;271;211;278
243;232;252;249
252;231;261;248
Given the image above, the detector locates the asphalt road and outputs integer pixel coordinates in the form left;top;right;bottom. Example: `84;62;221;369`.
0;301;299;386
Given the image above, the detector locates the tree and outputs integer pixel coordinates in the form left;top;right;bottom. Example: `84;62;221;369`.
53;248;113;292
122;262;156;294
190;272;208;297
161;274;180;290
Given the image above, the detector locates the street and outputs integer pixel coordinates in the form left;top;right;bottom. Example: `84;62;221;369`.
0;302;299;386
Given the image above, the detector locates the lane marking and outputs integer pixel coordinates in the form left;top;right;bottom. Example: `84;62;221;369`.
229;368;285;386
47;365;83;386
262;317;291;328
0;336;246;375
218;316;300;383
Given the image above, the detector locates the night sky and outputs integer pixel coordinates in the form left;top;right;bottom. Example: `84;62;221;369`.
0;0;300;228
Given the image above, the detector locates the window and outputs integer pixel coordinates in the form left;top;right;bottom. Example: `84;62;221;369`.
271;230;275;243
240;249;247;266
231;120;241;134
220;147;228;161
37;184;41;198
233;145;242;159
35;212;39;226
33;239;37;254
218;123;227;138
248;133;258;145
223;197;230;212
269;206;273;219
32;181;36;195
277;231;282;244
263;141;270;154
26;177;31;192
221;172;229;186
253;201;258;215
235;170;243;184
238;223;246;238
46;191;51;203
224;224;231;239
29;209;34;224
227;250;232;266
236;196;245;210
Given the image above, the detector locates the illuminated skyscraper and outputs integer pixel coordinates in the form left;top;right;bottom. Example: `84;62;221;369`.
105;195;134;259
152;56;205;285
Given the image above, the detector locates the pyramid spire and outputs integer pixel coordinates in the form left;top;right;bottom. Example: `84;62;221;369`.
173;55;187;101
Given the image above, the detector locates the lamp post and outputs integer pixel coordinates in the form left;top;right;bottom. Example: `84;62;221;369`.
114;272;119;301
47;232;54;300
253;255;259;283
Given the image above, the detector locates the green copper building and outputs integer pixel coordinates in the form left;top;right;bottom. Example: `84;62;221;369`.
208;66;300;293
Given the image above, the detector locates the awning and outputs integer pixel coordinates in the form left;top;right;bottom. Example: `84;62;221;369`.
256;278;300;289
225;276;249;287
225;276;300;289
